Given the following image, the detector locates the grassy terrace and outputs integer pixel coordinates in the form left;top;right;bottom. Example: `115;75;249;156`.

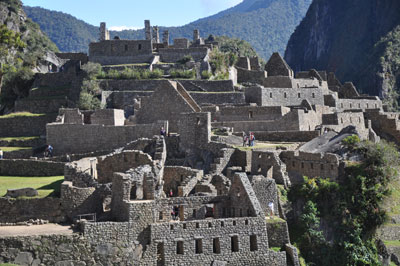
0;176;64;198
0;112;46;119
0;136;39;142
234;142;294;151
0;147;32;152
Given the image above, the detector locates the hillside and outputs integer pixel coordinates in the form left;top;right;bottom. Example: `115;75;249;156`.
0;0;58;112
24;0;312;60
285;0;400;108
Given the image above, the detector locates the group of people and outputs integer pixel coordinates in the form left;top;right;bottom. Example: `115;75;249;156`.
242;132;256;147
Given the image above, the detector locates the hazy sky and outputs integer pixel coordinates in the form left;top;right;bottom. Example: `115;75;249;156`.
22;0;243;30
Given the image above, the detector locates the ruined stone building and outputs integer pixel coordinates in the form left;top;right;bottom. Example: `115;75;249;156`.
1;19;400;266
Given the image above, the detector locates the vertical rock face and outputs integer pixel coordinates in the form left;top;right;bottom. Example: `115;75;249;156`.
285;0;400;101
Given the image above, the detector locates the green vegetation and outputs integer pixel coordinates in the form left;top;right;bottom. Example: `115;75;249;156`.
78;62;102;110
23;0;313;59
98;68;164;80
0;136;39;142
287;140;400;265
177;55;193;65
201;70;212;80
0;0;59;110
0;175;64;198
169;69;195;79
0;263;20;266
270;247;281;252
0;112;45;118
0;146;31;152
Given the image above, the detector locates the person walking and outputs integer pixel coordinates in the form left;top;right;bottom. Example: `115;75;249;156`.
242;132;248;147
0;149;3;160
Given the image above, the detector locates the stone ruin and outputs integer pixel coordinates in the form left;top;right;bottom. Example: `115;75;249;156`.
1;19;400;266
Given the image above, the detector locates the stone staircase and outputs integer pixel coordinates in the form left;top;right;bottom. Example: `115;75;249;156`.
175;82;202;112
210;148;235;175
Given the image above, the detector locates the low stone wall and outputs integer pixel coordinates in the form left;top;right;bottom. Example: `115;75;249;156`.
190;92;245;106
0;137;45;147
252;130;320;142
0;234;143;266
159;47;209;62
3;149;33;159
0;159;64;176
0;197;65;223
179;80;234;92
266;219;290;248
0;114;57;137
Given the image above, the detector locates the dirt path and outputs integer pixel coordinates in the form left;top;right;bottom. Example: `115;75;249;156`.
0;224;74;237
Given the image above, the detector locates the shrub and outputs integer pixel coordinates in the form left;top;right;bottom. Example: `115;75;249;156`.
81;62;102;79
201;70;212;80
149;68;164;79
170;69;195;79
177;55;193;64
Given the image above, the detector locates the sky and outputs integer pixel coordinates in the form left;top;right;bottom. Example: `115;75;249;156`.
22;0;243;30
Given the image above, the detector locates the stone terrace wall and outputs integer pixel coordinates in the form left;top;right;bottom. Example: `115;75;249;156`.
56;52;88;64
215;106;290;122
47;122;165;155
179;80;234;92
0;159;64;177
0;234;144;266
190;92;245;106
0;114;57;137
163;166;203;197
0;197;64;223
98;79;169;91
252;130;320;142
159;47;209;62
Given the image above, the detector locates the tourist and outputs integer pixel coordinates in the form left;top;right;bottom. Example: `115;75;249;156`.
242;132;248;147
160;127;166;137
268;202;274;216
0;149;3;160
169;189;173;197
45;145;54;157
249;132;255;147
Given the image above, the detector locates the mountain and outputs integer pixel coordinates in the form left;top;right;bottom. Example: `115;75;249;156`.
285;0;400;108
23;0;312;60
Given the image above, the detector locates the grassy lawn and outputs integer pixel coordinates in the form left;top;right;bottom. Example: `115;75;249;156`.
382;177;400;218
0;264;20;266
0;147;32;152
235;142;294;151
0;112;46;119
270;247;281;252
384;240;400;247
0;136;39;142
0;176;64;198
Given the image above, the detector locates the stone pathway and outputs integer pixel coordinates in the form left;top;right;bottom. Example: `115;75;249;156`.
0;224;74;237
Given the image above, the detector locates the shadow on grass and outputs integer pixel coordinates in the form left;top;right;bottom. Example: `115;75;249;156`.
37;179;63;198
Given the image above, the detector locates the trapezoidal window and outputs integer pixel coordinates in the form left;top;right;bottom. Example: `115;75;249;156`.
124;44;128;51
249;111;253;119
250;235;258;251
270;92;273;98
195;239;203;254
138;44;142;50
177;241;184;255
312;93;315;98
213;238;221;254
284;92;287;98
231;236;239;252
298;93;301;98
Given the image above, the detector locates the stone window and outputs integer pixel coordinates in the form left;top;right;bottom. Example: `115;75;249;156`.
358;103;361;108
193;209;197;218
350;117;352;123
298;93;301;98
312;93;315;98
124;44;128;51
233;220;237;226
159;211;163;220
138;44;142;50
208;222;212;228
170;225;174;230
301;162;304;169
310;163;314;169
249;111;253;119
213;238;221;254
180;175;184;182
341;103;344;108
231;236;239;252
358;117;361;123
245;219;249;225
270;92;273;98
221;221;225;227
196;223;200;228
195;239;203;254
366;103;369;108
331;164;334;170
157;242;165;264
250;235;258;251
130;185;137;200
375;104;378;108
350;103;352;108
284;92;287;98
183;223;187;229
341;118;344;124
177;241;184;255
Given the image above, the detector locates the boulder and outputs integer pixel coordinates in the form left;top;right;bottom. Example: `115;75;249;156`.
6;187;38;198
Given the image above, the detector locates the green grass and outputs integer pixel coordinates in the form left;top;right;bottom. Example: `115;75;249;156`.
266;216;285;223
384;240;400;247
235;143;293;151
270;247;281;252
0;176;64;198
0;112;46;119
0;136;39;142
0;147;32;152
383;177;400;218
0;264;20;266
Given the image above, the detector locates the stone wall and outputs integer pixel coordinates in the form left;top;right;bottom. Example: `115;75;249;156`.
280;151;344;183
237;67;267;84
179;112;211;151
46;121;165;155
251;130;320;142
159;47;209;62
266;219;290;248
98;79;169;92
163;166;203;197
56;52;89;64
0;159;64;177
0;197;64;223
215;106;290;122
190;92;246;106
89;40;153;65
179;80;234;92
322;111;368;138
90;109;125;125
0;114;57;137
